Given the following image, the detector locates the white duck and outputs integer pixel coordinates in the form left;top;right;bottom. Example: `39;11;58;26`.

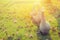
39;7;50;35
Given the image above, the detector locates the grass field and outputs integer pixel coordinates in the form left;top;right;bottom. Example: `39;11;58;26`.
0;0;60;40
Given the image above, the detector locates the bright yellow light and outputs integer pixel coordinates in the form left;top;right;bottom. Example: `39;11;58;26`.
0;0;58;27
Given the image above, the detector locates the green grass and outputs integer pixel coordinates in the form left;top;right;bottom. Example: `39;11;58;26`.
0;11;60;40
0;0;60;40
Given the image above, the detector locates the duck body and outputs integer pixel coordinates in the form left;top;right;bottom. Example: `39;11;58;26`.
39;21;50;35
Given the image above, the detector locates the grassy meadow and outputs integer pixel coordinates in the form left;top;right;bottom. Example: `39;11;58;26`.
0;0;60;40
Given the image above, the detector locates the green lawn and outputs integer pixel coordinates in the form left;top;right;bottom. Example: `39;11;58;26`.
0;0;60;40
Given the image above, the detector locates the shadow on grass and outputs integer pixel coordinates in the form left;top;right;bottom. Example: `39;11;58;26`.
37;29;52;40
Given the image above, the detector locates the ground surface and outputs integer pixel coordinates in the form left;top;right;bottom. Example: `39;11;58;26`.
0;0;60;40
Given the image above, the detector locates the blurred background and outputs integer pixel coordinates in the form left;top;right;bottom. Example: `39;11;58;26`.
0;0;60;40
